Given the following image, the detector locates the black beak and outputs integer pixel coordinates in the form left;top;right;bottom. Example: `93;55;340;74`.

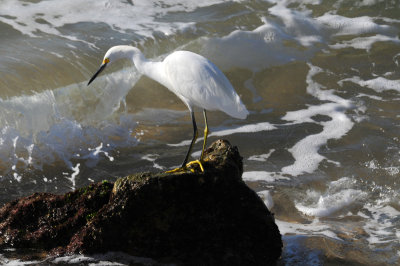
87;63;107;86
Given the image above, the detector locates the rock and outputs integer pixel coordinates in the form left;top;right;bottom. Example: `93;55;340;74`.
0;139;282;265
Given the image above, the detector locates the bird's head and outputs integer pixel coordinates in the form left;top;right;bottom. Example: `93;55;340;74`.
87;45;138;85
87;56;111;86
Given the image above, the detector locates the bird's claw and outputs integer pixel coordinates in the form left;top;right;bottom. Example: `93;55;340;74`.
165;160;204;173
186;160;204;172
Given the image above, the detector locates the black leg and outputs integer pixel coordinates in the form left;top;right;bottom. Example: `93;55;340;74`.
181;111;198;168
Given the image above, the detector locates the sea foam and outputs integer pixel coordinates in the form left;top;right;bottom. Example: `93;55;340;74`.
168;122;277;147
339;76;400;93
196;0;398;76
281;64;354;176
0;67;140;183
0;0;225;39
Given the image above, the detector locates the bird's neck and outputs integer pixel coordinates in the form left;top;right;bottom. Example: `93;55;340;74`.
130;49;169;88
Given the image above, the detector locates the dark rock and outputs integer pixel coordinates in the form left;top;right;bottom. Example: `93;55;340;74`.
0;139;282;265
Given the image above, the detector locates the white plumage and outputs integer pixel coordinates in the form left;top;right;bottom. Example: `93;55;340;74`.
162;51;248;119
88;45;248;172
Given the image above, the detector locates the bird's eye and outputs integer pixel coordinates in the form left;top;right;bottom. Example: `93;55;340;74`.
103;58;110;64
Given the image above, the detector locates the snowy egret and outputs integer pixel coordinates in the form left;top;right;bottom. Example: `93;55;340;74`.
88;45;248;172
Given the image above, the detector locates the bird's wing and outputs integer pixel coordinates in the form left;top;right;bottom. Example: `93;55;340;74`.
164;51;248;119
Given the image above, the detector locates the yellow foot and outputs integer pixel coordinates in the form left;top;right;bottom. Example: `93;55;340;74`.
165;160;204;173
186;160;204;172
165;167;185;173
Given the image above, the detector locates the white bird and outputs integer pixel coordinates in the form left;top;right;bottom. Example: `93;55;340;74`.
88;45;248;172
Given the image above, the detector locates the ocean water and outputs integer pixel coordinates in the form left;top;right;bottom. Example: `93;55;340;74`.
1;0;399;264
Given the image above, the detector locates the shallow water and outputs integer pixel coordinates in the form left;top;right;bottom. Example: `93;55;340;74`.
1;0;400;264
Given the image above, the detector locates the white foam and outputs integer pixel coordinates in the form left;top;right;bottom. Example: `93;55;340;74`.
210;122;277;137
141;154;165;170
88;143;115;162
67;163;80;189
316;13;393;36
295;177;368;217
197;1;397;71
168;122;277;147
0;0;225;39
362;202;400;245
281;64;354;176
296;188;366;217
384;166;399;176
364;160;381;170
267;0;322;5
356;93;383;101
276;219;339;240
355;0;386;6
248;149;275;162
0;258;41;266
12;173;22;183
242;171;289;182
339;76;400;93
198;4;324;71
282;109;352;176
0;67;141;177
50;252;158;265
329;34;400;51
268;4;324;46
